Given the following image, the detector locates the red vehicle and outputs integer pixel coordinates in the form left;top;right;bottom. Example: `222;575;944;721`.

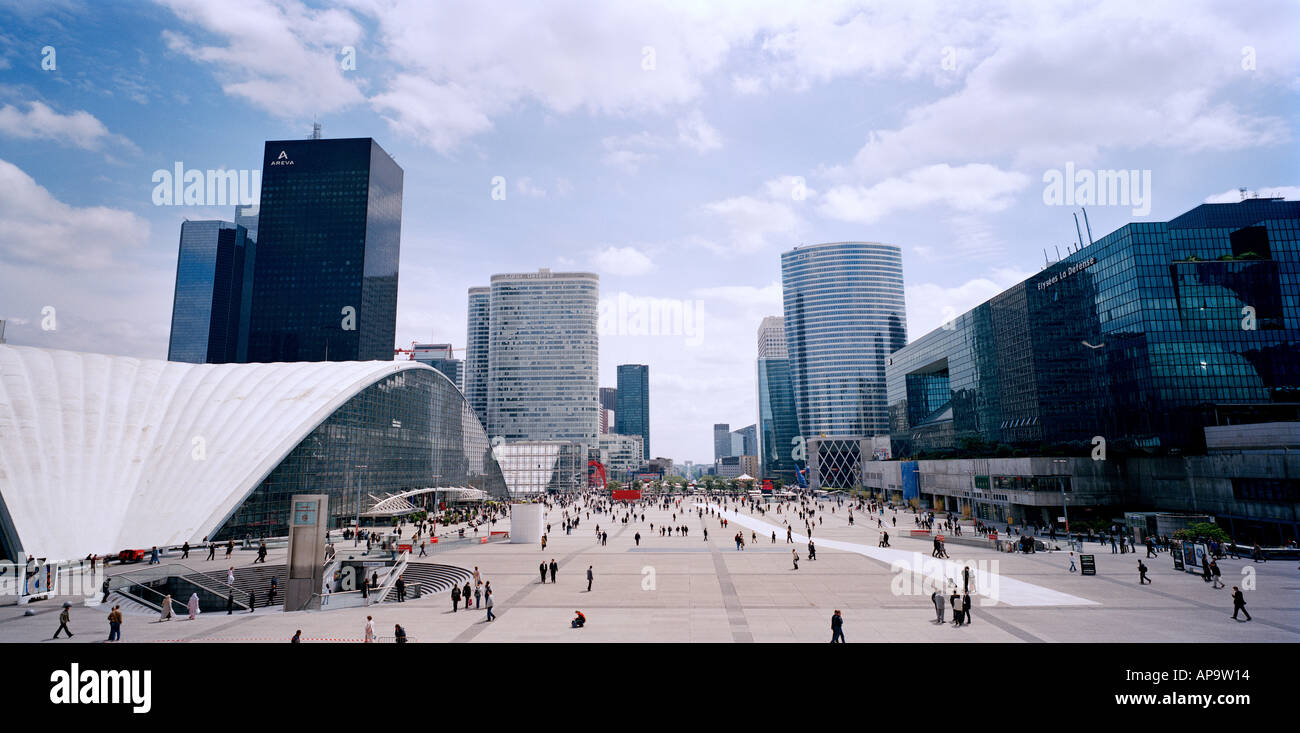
116;549;149;563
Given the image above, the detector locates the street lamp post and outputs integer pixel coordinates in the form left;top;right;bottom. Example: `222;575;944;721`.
1053;458;1070;538
355;464;368;544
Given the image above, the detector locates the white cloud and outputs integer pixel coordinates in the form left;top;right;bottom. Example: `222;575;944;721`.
157;0;366;118
594;245;656;276
0;101;130;151
820;163;1028;224
0;158;149;269
1204;185;1300;203
701;175;815;254
676;111;721;152
602;148;653;174
843;3;1296;177
905;268;1032;337
515;176;547;198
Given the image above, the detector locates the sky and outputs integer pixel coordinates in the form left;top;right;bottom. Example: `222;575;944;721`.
0;0;1297;465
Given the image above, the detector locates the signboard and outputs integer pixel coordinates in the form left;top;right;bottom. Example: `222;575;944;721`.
1171;541;1185;571
762;479;774;493
1079;554;1096;575
292;501;318;526
612;489;641;501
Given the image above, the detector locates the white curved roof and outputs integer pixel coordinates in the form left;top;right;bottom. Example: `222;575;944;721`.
0;344;430;560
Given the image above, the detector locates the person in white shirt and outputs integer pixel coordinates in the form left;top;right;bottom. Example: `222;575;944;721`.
364;616;375;643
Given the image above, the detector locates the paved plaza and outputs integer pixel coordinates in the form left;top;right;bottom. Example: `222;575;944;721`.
3;497;1297;643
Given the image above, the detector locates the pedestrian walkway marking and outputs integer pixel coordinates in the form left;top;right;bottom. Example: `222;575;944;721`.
695;504;1099;607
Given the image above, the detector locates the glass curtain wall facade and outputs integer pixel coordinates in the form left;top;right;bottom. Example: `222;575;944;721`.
167;220;255;364
781;242;907;439
246;138;403;363
887;199;1300;455
758;357;801;481
464;287;491;424
615;364;650;459
713;423;731;461
215;366;506;539
487;270;599;447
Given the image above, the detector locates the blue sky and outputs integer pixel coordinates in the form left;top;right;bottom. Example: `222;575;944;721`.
1;0;1297;463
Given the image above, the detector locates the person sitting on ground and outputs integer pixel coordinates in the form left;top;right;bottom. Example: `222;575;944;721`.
571;610;586;628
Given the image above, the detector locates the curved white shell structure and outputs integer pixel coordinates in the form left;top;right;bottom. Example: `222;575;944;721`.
0;344;428;560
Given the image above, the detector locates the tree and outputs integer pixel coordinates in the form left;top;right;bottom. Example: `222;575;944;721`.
1173;522;1229;543
607;480;622;492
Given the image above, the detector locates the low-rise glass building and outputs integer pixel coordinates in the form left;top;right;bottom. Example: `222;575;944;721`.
887;199;1300;456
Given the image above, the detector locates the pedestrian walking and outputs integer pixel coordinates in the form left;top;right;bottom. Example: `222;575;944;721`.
830;609;845;643
1138;560;1151;584
586;565;594;591
247;588;256;612
1068;552;1077;572
227;567;235;586
791;549;800;570
206;539;216;561
950;591;963;626
53;602;74;639
181;541;190;559
187;592;200;620
485;589;495;622
549;559;557;583
1231;586;1251;621
539;562;547;583
451;583;461;611
462;582;472;608
395;577;406;602
962;592;973;625
364;615;375;643
107;605;122;642
1210;560;1225;588
931;589;945;624
159;594;174;622
226;590;234;615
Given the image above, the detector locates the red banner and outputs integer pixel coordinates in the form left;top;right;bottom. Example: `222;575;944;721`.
612;489;642;501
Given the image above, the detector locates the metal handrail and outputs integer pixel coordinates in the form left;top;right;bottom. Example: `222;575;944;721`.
112;579;190;617
370;551;410;604
109;563;251;611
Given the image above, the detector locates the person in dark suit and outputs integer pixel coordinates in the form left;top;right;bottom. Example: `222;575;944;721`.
549;559;558;583
451;584;461;611
539;562;547;583
226;590;234;615
961;592;973;625
1231;587;1251;621
830;610;845;643
247;588;256;612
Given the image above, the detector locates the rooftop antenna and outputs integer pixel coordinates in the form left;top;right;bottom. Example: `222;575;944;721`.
311;120;322;140
1073;212;1085;251
1055;245;1062;260
1043;248;1050;267
1081;207;1094;245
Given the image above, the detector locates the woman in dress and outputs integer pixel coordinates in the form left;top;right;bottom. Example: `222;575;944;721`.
187;592;200;620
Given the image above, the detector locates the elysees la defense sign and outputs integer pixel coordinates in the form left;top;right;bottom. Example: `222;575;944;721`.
1037;256;1097;291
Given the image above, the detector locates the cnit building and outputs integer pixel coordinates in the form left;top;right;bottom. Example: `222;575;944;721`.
874;199;1300;544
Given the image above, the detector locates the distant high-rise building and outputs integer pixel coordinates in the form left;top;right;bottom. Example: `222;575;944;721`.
732;424;757;457
781;242;906;438
757;315;787;358
167;220;255;364
464;287;491;424
234;203;259;244
713;423;731;461
246;137;403;362
615;364;650;459
599;387;617;434
487;269;599;447
412;343;463;391
758;340;800;482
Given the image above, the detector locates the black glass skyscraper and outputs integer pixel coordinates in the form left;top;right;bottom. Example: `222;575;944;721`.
615;364;650;459
246;138;403;363
167;220;255;363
